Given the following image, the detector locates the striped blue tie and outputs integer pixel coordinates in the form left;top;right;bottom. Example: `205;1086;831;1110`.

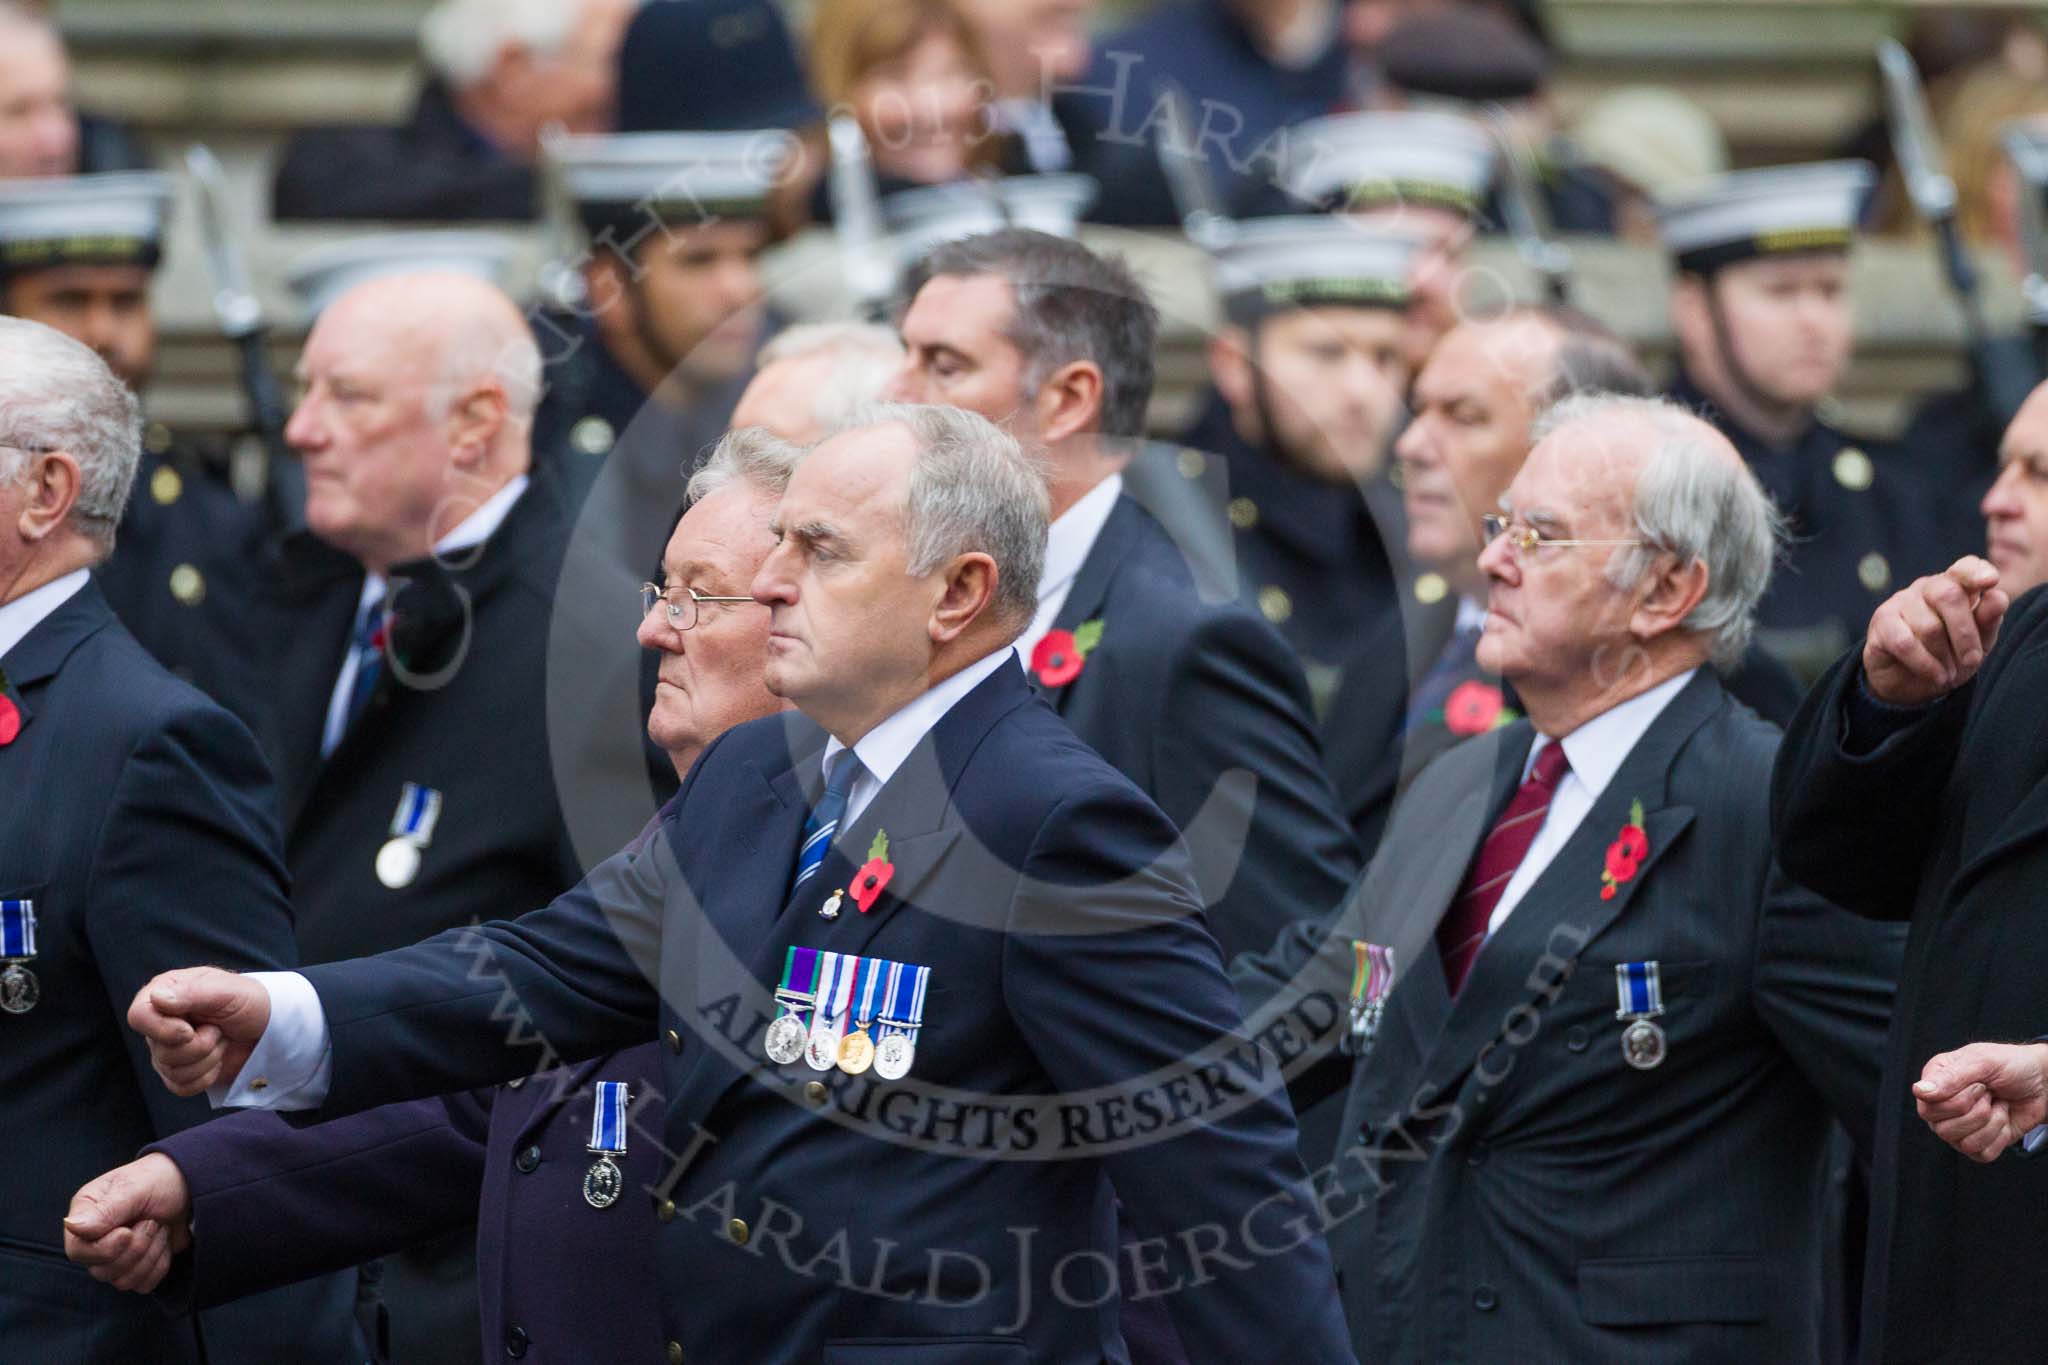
793;751;861;893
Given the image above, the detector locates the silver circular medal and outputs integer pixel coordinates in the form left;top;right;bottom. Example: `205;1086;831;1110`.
583;1154;622;1209
0;962;37;1014
1620;1018;1666;1070
804;1018;843;1072
376;837;422;889
873;1032;915;1080
763;1014;809;1065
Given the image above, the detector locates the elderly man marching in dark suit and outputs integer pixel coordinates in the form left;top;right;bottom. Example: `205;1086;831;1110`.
65;428;817;1364
884;228;1362;965
0;318;359;1362
125;403;1357;1365
242;270;617;1361
1771;546;2048;1362
1237;393;1902;1362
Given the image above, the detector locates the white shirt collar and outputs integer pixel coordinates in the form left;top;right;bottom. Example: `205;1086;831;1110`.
358;473;530;612
821;646;1018;792
0;568;90;662
1040;473;1121;606
1454;595;1488;635
1527;668;1699;799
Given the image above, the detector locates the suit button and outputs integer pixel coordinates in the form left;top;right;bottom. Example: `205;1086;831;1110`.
727;1217;750;1246
1565;1025;1589;1053
666;1342;685;1365
1473;1284;1498;1312
505;1324;529;1357
665;1028;683;1054
804;1081;828;1105
657;1198;676;1223
514;1145;541;1174
1466;1144;1488;1168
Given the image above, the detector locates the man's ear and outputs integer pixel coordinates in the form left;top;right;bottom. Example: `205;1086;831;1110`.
1628;551;1711;642
1208;325;1253;411
17;449;81;543
444;383;510;470
1031;360;1106;446
928;551;1000;645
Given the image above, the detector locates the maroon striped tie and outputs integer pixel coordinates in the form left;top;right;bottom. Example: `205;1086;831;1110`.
1436;742;1571;996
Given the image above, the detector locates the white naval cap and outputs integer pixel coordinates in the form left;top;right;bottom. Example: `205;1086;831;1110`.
883;174;1098;271
1279;111;1497;219
1208;215;1424;319
1654;160;1874;275
547;129;794;236
285;230;518;318
0;172;173;274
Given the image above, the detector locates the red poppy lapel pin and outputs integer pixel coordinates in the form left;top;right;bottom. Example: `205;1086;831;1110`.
1438;680;1520;737
851;830;895;914
0;667;19;747
1601;799;1650;901
1030;619;1104;688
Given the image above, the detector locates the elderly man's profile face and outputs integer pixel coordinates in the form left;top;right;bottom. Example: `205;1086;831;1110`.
0;20;76;177
636;480;780;765
1474;416;1648;688
1982;384;2048;600
886;274;1035;438
285;288;462;564
751;423;939;717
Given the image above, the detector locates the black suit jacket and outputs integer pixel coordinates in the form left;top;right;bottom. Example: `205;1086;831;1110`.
289;661;1357;1364
273;78;538;222
1240;670;1902;1362
0;581;358;1363
1771;587;2048;1363
1034;494;1362;963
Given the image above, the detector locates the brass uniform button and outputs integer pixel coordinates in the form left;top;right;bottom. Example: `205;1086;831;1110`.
1833;448;1874;492
656;1198;676;1223
250;1077;269;1091
1257;585;1292;624
664;1028;683;1054
726;1217;749;1246
1175;447;1206;480
150;464;183;506
804;1081;828;1105
571;415;615;456
1413;572;1448;605
1859;552;1892;594
169;564;205;606
666;1341;685;1365
1228;497;1259;530
144;422;172;456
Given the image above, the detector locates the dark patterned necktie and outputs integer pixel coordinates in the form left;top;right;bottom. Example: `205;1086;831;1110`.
1436;742;1571;996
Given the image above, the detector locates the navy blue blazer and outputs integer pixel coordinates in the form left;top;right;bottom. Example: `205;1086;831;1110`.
0;579;358;1364
1035;494;1362;964
291;660;1356;1364
151;1042;668;1364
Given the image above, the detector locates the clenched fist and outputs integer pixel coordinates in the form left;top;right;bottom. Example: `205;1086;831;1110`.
127;966;271;1096
63;1153;192;1293
1862;557;2009;706
1913;1041;2048;1163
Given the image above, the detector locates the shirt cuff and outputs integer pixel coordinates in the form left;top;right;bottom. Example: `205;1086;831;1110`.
1841;665;1934;755
206;971;332;1110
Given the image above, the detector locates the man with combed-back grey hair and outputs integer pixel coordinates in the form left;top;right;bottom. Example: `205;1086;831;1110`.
888;226;1362;967
1235;389;1903;1364
121;400;1360;1365
0;316;362;1363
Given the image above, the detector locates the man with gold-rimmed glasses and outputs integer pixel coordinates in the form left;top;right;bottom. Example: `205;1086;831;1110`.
1236;392;1902;1363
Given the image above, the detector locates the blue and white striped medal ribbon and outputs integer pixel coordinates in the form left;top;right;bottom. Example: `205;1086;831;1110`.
376;783;443;889
583;1080;629;1209
1613;961;1667;1070
873;962;931;1081
0;899;36;1014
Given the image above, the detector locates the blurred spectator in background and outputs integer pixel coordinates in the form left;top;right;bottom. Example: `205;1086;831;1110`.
729;321;905;443
807;0;1009;197
955;0;1095;174
1064;0;1349;226
272;0;634;222
1569;86;1729;245
0;0;149;177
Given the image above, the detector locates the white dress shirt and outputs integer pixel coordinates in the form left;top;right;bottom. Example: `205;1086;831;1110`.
0;568;89;660
1454;595;1489;636
1485;669;1697;937
1016;473;1121;665
319;474;530;755
218;642;1025;1112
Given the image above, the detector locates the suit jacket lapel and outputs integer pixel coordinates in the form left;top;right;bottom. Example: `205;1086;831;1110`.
1951;773;2048;904
1;579;118;739
1035;495;1142;713
1407;671;1720;1111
